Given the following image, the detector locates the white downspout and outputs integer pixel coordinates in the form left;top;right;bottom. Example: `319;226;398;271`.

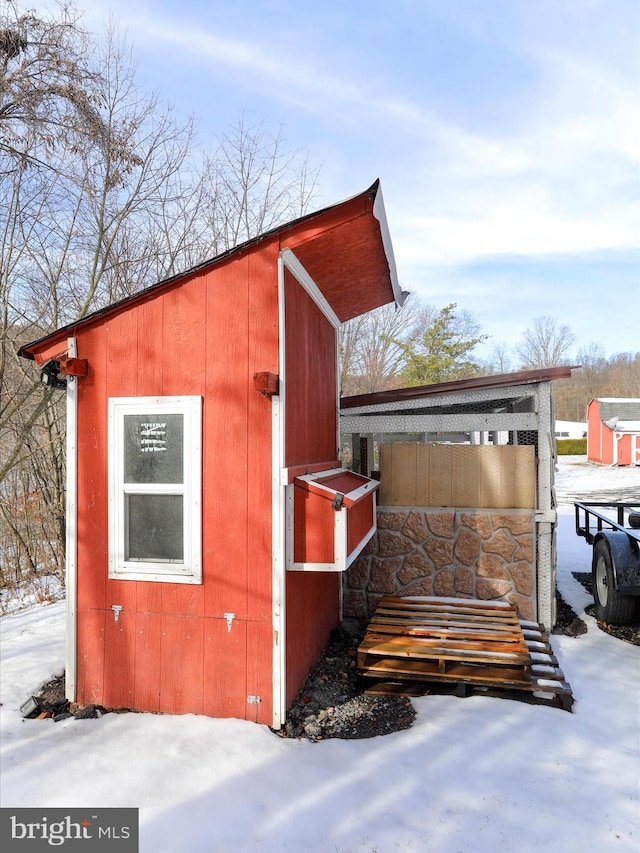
65;337;78;703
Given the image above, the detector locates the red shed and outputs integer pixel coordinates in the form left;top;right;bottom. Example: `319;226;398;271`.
19;180;406;728
587;398;640;466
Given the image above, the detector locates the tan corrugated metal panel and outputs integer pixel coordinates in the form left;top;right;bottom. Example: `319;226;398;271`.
379;444;407;506
428;445;453;506
478;445;502;508
395;444;418;505
513;445;536;507
498;446;516;507
379;444;535;509
452;445;482;507
378;445;392;504
415;445;431;506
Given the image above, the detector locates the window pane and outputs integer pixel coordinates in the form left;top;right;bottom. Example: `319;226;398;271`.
124;413;184;484
126;494;184;562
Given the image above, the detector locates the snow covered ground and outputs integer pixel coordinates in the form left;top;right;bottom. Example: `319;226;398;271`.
1;457;638;852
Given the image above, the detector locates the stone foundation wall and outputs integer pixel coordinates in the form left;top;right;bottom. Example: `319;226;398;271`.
344;507;536;622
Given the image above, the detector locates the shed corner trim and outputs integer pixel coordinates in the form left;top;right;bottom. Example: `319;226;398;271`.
371;181;409;309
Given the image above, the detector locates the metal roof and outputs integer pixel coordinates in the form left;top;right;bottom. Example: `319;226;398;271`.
340;366;577;412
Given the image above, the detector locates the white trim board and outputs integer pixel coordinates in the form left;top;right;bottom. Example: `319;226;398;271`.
65;337;78;703
280;248;341;330
107;395;202;584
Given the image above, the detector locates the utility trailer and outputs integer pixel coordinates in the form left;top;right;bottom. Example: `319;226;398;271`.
575;501;640;625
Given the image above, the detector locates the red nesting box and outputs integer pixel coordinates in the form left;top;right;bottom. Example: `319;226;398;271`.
288;468;379;571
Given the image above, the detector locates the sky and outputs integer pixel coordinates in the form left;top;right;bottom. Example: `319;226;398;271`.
64;1;639;361
2;460;639;851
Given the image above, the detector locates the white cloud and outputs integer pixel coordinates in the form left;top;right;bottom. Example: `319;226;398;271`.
389;45;639;267
394;193;637;266
98;8;427;126
77;0;638;273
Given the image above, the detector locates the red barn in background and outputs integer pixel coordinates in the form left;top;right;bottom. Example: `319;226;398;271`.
19;180;406;728
587;398;640;467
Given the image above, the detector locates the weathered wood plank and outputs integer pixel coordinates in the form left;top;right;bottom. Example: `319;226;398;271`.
358;657;532;688
379;595;517;613
372;611;519;630
358;595;573;709
358;639;530;665
357;594;573;710
361;630;528;654
366;622;528;644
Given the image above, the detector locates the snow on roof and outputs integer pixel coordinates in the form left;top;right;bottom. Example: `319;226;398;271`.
606;420;640;433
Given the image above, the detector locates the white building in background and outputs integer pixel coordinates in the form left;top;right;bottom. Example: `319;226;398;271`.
555;420;587;439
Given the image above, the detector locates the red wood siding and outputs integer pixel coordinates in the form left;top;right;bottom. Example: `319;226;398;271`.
76;608;105;705
71;242;278;724
283;268;340;706
21;183;402;727
203;617;247;719
619;436;634;466
347;493;375;555
133;612;161;712
587;401;605;463
601;428;614;464
284;267;337;468
294;490;335;564
292;486;375;564
283;191;393;322
587;400;639;466
285;572;340;708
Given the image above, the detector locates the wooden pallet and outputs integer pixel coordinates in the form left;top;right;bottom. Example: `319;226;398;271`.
358;596;573;711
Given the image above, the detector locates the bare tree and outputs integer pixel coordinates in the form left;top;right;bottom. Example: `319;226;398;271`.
197;114;321;257
607;352;640;398
340;300;418;396
484;341;513;374
0;1;108;174
515;316;575;369
0;2;107;499
0;7;195;589
1;5;322;596
549;345;639;422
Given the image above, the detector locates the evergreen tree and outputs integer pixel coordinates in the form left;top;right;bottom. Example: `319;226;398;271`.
398;303;488;386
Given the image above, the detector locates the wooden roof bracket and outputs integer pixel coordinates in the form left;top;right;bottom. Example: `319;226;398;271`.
59;356;88;377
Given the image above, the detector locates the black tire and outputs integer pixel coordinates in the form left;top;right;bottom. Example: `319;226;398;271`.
592;540;639;626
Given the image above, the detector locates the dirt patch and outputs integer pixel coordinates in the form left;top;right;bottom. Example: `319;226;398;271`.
573;572;640;646
37;673;67;707
21;674;105;721
551;590;588;638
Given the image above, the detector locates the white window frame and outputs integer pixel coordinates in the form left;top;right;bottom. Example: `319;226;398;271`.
108;395;202;583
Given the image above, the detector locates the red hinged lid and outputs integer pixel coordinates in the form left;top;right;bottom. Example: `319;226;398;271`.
293;468;379;508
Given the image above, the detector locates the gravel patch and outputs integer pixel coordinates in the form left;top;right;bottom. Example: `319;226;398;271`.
274;621;416;741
